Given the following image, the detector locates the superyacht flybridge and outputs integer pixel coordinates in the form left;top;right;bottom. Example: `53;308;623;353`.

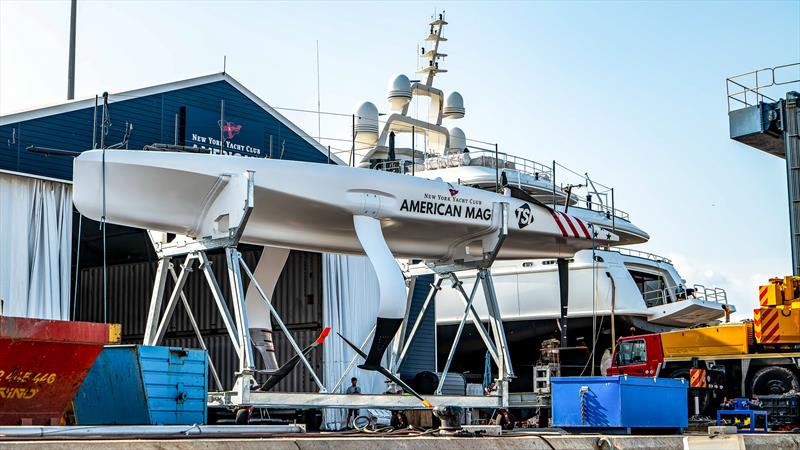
348;14;734;375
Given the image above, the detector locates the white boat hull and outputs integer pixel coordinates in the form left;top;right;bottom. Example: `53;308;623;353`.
435;249;732;325
73;150;607;262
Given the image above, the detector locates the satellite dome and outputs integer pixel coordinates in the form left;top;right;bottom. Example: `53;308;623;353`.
387;74;412;111
448;127;466;152
354;101;380;134
443;91;465;119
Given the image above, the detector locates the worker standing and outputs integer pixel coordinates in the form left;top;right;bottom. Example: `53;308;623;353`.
344;377;361;428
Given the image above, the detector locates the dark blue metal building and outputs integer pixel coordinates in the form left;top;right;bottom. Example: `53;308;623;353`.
0;73;337;267
0;72;334;182
0;74;341;392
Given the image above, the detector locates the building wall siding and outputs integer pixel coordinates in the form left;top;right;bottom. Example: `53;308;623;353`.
0;79;329;180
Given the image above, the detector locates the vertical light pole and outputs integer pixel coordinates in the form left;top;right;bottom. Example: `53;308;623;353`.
67;0;77;100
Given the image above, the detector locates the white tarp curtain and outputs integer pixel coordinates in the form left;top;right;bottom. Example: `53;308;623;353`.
321;253;387;430
0;172;72;320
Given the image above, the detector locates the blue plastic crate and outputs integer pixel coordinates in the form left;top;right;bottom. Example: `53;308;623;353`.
551;376;688;432
73;345;208;425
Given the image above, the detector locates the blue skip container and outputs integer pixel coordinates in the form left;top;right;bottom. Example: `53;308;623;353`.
551;376;688;433
73;345;208;425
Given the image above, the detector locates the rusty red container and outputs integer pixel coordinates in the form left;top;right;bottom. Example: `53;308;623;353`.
0;316;120;425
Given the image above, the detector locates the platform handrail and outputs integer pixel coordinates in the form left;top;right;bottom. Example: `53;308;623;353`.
726;63;800;112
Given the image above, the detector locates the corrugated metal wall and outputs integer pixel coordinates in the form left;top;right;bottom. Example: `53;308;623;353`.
398;274;437;379
75;249;323;392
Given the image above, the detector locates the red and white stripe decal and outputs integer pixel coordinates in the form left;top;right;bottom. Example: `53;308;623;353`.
549;210;592;240
559;212;581;238
549;210;568;237
573;217;592;239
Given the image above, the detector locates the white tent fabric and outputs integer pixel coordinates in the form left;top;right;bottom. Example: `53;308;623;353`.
321;253;389;430
0;172;72;320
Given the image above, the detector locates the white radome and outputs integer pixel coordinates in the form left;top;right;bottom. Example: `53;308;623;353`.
443;91;465;119
448;127;466;152
354;101;380;135
387;74;412;111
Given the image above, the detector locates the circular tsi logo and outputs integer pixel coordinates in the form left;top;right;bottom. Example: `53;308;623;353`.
515;204;533;228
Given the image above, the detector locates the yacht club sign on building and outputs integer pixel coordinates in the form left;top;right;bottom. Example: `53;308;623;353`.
185;107;264;157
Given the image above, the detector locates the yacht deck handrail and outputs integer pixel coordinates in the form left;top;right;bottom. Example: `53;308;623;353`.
611;248;671;264
373;147;633;222
419;148;554;180
692;284;729;305
375;152;632;222
566;196;630;222
642;284;729;308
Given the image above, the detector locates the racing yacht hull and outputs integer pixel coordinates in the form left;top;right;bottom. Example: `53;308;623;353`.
73;150;606;262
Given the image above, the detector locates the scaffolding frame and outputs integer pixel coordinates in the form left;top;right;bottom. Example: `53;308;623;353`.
141;170;511;410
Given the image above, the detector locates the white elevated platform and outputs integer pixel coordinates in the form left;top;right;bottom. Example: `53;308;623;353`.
208;392;505;409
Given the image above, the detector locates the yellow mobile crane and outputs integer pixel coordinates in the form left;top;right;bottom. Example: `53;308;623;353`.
610;276;800;425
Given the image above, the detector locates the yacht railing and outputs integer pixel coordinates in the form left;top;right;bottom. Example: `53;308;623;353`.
374;159;415;174
692;284;728;305
372;146;635;224
642;284;729;308
373;149;555;183
614;248;672;264
566;195;630;222
642;287;670;308
419;148;554;181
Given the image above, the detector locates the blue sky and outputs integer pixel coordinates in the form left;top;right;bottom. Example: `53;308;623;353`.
2;1;799;316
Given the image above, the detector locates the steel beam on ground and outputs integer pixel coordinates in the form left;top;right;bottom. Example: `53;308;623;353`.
210;391;505;409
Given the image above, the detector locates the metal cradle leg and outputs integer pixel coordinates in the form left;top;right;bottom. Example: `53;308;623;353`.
198;251;241;357
481;269;514;379
168;264;224;391
143;257;171;345
226;247;255;373
450;273;500;364
437;273;483;395
152;254;195;345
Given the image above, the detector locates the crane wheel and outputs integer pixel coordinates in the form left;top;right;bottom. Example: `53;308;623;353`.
751;366;799;396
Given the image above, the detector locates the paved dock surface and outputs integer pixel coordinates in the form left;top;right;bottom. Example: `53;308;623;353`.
2;433;800;449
